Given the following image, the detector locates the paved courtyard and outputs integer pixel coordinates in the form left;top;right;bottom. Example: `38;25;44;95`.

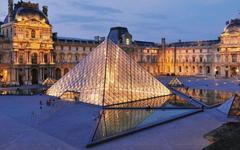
0;77;239;150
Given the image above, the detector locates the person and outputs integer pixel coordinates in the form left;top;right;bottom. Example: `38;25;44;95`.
74;96;78;103
31;111;35;121
40;100;42;106
40;105;43;111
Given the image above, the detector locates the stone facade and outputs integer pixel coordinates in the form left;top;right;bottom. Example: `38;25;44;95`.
0;0;240;86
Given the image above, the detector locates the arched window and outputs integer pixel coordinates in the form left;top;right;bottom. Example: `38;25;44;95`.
179;66;182;72
31;30;36;38
55;68;61;80
19;54;24;64
64;68;69;75
206;66;211;74
199;66;203;73
75;55;79;62
68;54;72;62
31;53;38;64
44;54;48;63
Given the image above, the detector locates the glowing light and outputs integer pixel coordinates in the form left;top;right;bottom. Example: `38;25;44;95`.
47;40;171;106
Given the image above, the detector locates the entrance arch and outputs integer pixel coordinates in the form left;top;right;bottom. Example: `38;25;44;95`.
55;68;61;80
231;67;237;77
18;75;24;85
64;68;69;75
31;68;38;84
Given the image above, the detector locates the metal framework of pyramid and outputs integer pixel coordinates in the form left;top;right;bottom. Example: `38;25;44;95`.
47;40;171;106
218;94;240;117
168;77;184;87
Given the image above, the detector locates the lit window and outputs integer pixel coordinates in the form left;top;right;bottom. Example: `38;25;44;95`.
44;54;48;63
31;30;36;38
126;38;130;45
19;55;24;64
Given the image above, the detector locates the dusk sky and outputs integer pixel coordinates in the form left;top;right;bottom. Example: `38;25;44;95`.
1;0;240;43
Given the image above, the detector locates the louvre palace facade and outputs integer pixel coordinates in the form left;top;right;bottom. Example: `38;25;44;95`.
0;0;240;86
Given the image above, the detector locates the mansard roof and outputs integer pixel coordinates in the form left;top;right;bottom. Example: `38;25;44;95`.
4;1;49;24
54;36;100;45
169;40;220;47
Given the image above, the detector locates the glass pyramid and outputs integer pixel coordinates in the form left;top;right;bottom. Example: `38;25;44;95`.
168;77;184;87
47;40;171;106
89;108;200;145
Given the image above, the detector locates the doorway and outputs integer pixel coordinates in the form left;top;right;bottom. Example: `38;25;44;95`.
31;68;38;84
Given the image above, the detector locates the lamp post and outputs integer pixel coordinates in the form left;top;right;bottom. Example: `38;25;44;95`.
214;68;217;78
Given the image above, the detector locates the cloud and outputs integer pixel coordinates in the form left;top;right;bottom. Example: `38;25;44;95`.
53;14;116;24
135;13;167;20
1;0;240;42
69;1;122;15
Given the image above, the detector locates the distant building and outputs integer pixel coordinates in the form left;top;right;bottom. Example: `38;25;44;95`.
0;0;240;86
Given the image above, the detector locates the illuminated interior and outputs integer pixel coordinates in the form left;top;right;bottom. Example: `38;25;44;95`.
168;77;184;87
47;40;171;106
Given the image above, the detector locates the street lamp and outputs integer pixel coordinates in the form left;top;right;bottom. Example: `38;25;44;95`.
236;68;239;73
236;68;239;85
214;68;217;78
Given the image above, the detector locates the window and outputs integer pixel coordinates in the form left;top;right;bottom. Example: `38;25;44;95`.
19;55;24;64
31;30;36;38
31;53;38;64
75;55;78;62
44;54;48;63
151;56;157;63
216;55;221;62
192;56;195;62
126;38;130;45
199;66;203;73
232;54;237;63
207;55;212;62
207;66;210;74
200;57;203;62
147;55;151;62
179;66;182;72
185;56;188;62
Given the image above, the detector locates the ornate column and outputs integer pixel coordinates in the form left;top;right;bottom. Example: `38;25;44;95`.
15;51;19;64
39;52;42;64
50;51;54;64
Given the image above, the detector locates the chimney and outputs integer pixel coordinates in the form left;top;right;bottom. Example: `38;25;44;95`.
52;32;58;40
8;0;14;22
42;6;48;16
226;20;229;25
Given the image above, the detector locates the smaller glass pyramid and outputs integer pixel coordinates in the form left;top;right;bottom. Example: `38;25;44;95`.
168;77;184;87
47;40;171;106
